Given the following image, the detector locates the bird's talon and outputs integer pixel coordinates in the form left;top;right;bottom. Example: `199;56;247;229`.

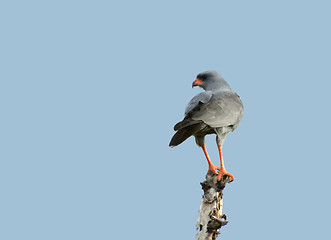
208;169;218;176
208;164;220;175
217;171;235;182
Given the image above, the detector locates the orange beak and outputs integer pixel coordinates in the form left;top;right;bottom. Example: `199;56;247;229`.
192;78;203;87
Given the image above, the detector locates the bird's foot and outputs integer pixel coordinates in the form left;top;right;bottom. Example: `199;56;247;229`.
208;164;221;176
216;168;235;182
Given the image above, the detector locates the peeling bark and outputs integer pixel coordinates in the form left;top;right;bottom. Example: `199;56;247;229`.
195;172;231;240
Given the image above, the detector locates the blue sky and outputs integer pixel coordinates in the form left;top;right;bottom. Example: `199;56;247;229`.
1;0;331;239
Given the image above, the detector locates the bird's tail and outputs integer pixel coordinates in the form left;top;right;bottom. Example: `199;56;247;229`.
169;123;204;147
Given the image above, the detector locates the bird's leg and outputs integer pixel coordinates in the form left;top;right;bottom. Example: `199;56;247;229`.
200;144;220;175
216;144;235;182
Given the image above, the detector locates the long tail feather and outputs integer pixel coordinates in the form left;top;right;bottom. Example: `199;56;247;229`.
169;124;204;147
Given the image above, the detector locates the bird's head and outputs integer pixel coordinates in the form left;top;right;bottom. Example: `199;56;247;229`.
192;70;231;92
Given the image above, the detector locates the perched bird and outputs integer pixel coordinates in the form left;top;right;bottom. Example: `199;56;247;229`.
169;70;244;181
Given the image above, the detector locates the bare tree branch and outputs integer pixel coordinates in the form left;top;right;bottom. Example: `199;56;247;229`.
195;172;231;240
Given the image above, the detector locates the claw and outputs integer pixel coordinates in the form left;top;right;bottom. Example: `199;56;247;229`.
216;169;235;182
208;164;220;175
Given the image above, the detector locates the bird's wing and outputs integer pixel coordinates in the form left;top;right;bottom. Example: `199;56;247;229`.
184;91;213;116
189;91;244;129
173;92;213;131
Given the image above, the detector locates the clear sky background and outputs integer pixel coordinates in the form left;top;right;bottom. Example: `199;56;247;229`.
1;0;330;239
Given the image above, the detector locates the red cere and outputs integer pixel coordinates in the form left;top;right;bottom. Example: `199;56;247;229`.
194;78;203;85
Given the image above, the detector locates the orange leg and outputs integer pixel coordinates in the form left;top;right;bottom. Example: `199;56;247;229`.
216;144;235;182
201;144;220;175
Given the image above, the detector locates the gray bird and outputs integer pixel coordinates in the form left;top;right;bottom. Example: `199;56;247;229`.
169;70;244;181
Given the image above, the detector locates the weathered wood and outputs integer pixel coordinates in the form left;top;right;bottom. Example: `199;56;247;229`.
195;172;231;240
